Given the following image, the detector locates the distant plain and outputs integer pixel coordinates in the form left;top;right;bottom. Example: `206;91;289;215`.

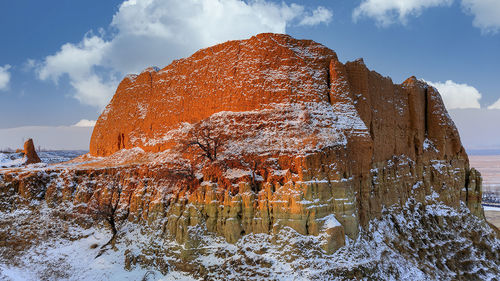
469;155;500;229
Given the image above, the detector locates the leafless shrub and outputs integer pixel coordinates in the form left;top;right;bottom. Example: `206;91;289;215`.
89;186;126;258
183;121;227;162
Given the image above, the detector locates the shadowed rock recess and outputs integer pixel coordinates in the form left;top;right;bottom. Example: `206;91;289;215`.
1;33;498;279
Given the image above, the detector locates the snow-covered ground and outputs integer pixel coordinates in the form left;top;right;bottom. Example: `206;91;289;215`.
0;200;498;281
37;151;88;164
484;206;500;212
0;153;25;168
0;153;498;280
0;150;87;168
0;202;196;281
483;205;500;230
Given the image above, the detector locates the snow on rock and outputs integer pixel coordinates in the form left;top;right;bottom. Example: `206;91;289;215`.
319;214;342;229
223;168;252;179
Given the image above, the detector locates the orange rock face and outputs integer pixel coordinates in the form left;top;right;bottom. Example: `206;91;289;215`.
90;34;339;156
90;33;465;165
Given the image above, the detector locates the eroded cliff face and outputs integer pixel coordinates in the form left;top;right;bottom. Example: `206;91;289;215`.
90;34;338;156
0;34;487;256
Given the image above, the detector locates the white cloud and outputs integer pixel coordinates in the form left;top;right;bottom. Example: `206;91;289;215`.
461;0;500;33
0;64;11;91
36;0;332;108
73;119;97;127
487;98;500;109
36;35;116;108
299;6;333;26
23;59;37;72
353;0;453;26
38;35;109;82
353;0;500;32
70;75;117;108
425;80;482;109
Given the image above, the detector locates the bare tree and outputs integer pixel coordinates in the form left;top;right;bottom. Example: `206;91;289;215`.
90;186;125;257
184;121;226;162
95;198;119;239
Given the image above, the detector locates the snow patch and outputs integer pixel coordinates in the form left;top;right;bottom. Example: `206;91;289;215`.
319;214;341;229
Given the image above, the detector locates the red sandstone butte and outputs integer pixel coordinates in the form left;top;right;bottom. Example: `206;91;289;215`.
0;34;484;255
86;33;479;240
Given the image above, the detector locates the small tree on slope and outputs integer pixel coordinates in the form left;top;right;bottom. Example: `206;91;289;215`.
183;121;227;162
90;185;127;258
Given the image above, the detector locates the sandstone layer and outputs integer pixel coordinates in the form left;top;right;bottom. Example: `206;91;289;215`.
0;34;487;255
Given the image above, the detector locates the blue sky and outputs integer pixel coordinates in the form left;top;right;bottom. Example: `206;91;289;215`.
0;0;499;150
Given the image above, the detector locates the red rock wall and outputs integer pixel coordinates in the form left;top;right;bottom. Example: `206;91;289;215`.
90;34;337;156
91;34;466;167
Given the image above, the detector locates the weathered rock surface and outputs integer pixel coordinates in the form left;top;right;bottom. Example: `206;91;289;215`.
0;33;490;260
22;138;41;165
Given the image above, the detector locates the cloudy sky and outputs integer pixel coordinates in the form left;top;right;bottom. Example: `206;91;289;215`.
0;0;499;151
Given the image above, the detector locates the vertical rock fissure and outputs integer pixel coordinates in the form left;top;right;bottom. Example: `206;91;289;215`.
305;211;310;235
369;120;375;140
424;87;429;137
117;134;122;150
326;64;332;105
465;169;470;205
124;184;135;222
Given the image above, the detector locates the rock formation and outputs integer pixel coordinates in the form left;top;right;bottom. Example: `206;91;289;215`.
87;33;481;241
0;33;497;279
22;138;41;165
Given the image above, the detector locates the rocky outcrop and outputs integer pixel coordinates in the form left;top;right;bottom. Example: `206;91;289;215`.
22;138;41;165
0;34;488;256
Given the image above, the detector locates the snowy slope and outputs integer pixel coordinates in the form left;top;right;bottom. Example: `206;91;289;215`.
1;200;498;281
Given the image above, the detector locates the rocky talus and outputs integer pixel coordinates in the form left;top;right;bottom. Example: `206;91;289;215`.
0;33;497;279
